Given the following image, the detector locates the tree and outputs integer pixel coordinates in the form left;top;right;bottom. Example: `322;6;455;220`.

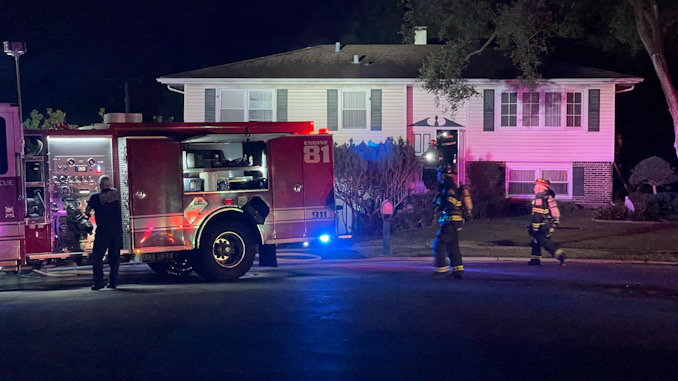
629;156;678;193
556;0;678;160
401;0;554;113
23;108;76;129
401;0;678;159
333;138;422;234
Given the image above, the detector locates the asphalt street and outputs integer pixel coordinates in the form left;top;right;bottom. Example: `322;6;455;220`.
0;256;676;380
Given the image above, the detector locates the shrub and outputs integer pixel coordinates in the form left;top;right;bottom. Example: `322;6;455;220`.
334;138;421;235
647;192;678;216
467;161;507;218
593;204;660;221
391;191;437;232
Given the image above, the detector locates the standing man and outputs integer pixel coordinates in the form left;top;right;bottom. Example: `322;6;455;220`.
85;175;123;290
529;178;565;266
432;164;473;279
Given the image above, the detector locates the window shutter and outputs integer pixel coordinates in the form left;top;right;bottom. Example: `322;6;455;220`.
370;89;382;131
573;167;585;196
588;89;600;131
483;90;495;131
205;88;216;122
327;89;338;131
276;89;288;122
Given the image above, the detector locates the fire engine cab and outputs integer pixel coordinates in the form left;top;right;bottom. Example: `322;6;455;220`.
0;103;335;280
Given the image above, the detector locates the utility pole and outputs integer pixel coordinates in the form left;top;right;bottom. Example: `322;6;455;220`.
3;41;27;124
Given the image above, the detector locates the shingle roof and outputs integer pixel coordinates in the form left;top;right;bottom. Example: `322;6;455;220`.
159;44;639;80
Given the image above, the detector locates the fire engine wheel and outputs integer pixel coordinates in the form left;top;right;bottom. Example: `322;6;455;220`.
148;259;194;280
194;222;255;281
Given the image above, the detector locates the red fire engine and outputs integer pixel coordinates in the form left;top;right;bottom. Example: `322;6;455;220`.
0;103;335;280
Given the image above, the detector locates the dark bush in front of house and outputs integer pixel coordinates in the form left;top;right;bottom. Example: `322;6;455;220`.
593;203;660;221
391;191;438;232
647;192;678;217
467;161;507;218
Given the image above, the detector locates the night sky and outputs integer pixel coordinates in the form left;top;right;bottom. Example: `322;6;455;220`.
0;0;675;167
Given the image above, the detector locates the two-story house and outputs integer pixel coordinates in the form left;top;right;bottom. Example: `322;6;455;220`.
157;32;642;206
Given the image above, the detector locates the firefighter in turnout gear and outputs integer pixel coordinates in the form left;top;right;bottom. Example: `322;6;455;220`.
528;178;566;266
85;175;123;290
432;164;473;279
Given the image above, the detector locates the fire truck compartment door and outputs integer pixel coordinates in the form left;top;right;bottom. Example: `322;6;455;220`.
269;135;335;240
268;137;305;239
0;109;24;264
301;136;335;238
124;138;185;250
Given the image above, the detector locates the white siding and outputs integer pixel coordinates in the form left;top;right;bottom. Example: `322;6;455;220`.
183;83;409;146
182;81;617;164
465;84;615;163
184;84;209;122
411;88;468;127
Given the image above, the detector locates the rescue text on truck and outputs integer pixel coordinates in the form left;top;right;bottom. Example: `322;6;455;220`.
0;104;336;281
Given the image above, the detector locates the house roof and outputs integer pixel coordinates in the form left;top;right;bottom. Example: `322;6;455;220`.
159;44;642;81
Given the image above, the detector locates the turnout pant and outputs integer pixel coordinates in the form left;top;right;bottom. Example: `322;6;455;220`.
91;232;122;286
530;227;559;261
432;221;463;273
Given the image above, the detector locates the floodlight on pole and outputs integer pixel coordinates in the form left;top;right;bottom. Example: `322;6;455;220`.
3;41;27;125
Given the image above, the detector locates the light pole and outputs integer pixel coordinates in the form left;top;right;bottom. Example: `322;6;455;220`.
3;41;27;124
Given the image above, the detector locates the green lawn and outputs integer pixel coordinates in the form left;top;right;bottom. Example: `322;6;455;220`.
353;208;678;262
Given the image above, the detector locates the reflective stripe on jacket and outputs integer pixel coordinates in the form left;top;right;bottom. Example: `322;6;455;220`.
531;191;560;231
437;185;464;223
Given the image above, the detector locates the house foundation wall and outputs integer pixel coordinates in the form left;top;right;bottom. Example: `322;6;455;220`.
464;160;612;207
573;161;613;207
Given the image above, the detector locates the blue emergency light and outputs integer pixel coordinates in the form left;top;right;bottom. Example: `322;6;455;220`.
318;234;331;244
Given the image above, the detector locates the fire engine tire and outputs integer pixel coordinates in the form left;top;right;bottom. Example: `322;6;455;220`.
148;259;194;280
193;222;255;281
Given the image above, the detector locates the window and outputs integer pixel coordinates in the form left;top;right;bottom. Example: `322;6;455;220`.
566;92;582;127
219;90;274;122
522;92;539;126
501;92;517;126
220;90;245;122
545;92;561;127
507;165;571;198
498;90;585;129
342;90;367;129
508;169;536;195
248;91;273;121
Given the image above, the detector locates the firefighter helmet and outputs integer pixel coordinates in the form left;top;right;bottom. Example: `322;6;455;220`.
535;178;551;188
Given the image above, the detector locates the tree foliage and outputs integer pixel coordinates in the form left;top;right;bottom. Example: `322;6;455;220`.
402;0;678;159
402;0;553;112
555;0;678;159
23;108;76;129
629;156;678;194
334;138;422;234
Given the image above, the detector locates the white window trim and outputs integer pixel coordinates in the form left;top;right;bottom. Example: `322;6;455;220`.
496;87;588;131
506;164;572;199
216;89;276;122
339;88;371;130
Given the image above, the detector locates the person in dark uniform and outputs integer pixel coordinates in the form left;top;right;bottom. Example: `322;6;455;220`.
85;175;123;290
432;164;473;279
528;178;565;266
